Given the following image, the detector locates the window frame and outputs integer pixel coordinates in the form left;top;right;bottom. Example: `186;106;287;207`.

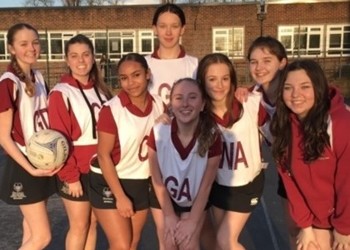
278;25;324;57
212;27;245;59
326;24;350;57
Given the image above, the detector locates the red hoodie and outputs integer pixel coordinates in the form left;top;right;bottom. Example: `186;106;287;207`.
278;87;350;235
48;74;106;183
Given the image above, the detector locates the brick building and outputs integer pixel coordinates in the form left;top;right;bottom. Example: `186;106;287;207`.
0;0;349;87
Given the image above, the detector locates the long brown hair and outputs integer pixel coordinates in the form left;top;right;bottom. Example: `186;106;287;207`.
7;23;39;97
65;34;112;100
197;53;241;127
271;59;330;164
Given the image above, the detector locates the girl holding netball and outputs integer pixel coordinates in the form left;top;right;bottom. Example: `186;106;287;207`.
89;53;165;250
0;23;58;249
148;77;222;250
146;3;198;105
48;34;111;250
271;59;350;250
197;53;269;250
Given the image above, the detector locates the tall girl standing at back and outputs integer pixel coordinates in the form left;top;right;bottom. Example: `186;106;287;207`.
48;34;112;250
0;23;58;250
146;3;198;105
147;4;218;248
89;53;165;250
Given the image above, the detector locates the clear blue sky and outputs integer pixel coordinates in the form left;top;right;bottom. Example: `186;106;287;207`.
1;0;24;7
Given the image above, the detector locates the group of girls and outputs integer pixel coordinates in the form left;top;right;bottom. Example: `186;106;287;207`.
0;3;350;250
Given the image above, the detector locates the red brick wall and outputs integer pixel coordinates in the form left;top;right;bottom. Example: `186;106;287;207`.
0;2;349;87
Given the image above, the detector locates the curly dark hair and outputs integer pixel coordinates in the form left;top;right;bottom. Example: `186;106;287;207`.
270;59;330;164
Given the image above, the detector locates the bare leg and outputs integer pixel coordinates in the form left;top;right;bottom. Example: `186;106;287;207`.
213;207;250;250
84;211;97;250
130;209;149;250
62;198;92;250
313;228;332;250
200;209;217;250
151;208;166;250
93;207;132;250
19;201;51;250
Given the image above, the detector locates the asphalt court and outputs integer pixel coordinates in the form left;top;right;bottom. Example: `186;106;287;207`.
0;145;291;250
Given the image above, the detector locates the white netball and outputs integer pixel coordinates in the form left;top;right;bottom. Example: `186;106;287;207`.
26;129;69;170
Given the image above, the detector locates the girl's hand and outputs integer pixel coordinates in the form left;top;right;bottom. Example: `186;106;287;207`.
67;181;83;198
296;227;321;250
235;86;249;103
333;230;350;250
164;214;179;247
174;217;197;247
116;195;135;218
155;113;171;125
29;164;63;177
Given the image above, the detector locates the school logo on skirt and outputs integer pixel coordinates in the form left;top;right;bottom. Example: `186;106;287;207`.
10;182;27;200
102;187;114;204
61;182;70;195
250;197;259;206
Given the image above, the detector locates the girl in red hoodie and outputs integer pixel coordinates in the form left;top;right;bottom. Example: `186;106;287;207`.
271;59;350;250
48;34;112;250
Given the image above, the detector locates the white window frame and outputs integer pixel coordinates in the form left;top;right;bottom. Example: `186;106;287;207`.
79;31;108;59
106;30;135;60
0;32;8;61
46;31;76;61
212;27;244;59
138;30;156;55
278;25;323;57
326;24;350;57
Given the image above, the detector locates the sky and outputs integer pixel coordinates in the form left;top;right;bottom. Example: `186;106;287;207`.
0;0;159;8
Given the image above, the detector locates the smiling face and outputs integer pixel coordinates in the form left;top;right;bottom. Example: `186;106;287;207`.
282;69;315;120
65;42;94;84
204;63;231;106
249;47;286;86
8;27;40;71
170;79;205;126
153;11;185;50
118;60;150;101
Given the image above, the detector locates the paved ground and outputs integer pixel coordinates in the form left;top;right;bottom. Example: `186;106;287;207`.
0;145;291;250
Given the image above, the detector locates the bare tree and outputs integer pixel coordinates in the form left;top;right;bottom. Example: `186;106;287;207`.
61;0;81;6
84;0;122;5
24;0;123;6
24;0;55;7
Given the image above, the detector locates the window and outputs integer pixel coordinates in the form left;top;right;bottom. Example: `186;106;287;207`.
327;25;350;56
278;25;323;56
139;30;157;55
213;27;244;58
48;32;76;60
79;31;108;57
39;32;48;61
106;31;135;60
0;33;7;60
